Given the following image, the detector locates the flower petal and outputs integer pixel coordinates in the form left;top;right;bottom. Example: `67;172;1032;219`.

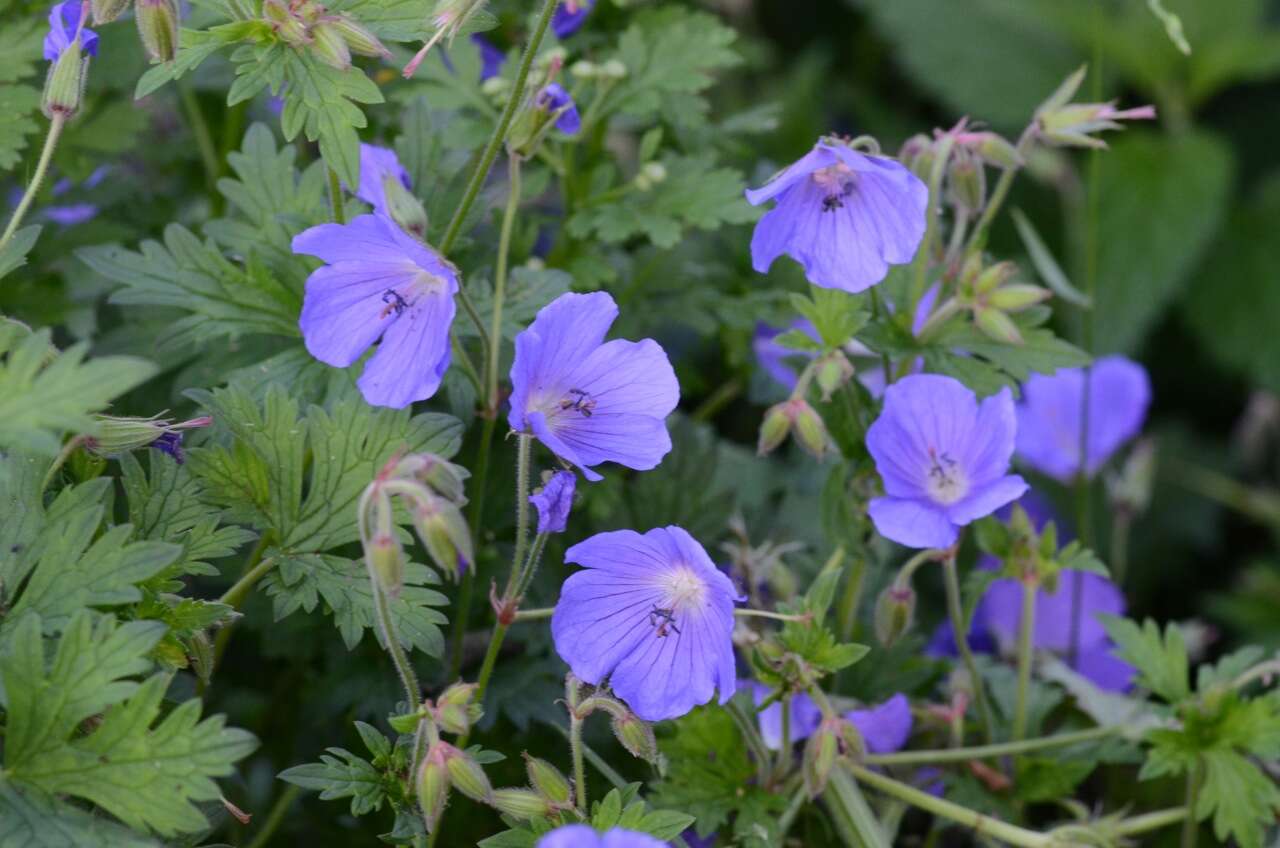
846;693;913;754
299;262;423;367
292;215;404;265
945;474;1027;526
550;411;674;474
868;497;957;549
551;568;664;685
356;288;455;408
745;145;837;206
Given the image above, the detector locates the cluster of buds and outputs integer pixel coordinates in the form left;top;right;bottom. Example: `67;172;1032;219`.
1034;66;1156;149
84;413;212;463
262;0;391;70
89;0;180;63
919;254;1051;345
802;715;864;796
758;396;831;460
403;0;488;78
900;124;1022;187
416;739;493;830
568;58;628;82
573;685;659;764
359;452;472;594
507;55;581;158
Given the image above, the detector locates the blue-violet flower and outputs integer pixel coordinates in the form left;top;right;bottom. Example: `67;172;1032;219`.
538;825;667;848
530;470;576;534
845;693;913;754
551;0;594;38
44;0;99;60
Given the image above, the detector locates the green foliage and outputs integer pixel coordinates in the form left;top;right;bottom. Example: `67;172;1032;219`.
0;612;256;837
1101;616;1190;703
0;323;156;456
650;706;785;839
460;266;573;341
279;721;400;817
0;14;44;171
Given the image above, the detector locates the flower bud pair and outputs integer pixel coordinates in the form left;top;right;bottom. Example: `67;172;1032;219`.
758;397;830;460
802;716;863;796
434;681;481;736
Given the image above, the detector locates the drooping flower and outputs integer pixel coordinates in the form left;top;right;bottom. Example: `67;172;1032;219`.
293;214;458;408
471;33;504;80
845;693;913;754
751;684;822;750
509;292;679;482
867;374;1028;548
745;140;928;293
552;0;594;38
44;1;99;60
1015;356;1151;482
530;470;576;534
536;83;581;135
551;526;738;721
537;824;668;848
356;143;411;217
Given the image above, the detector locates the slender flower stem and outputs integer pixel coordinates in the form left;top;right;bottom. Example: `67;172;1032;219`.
178;81;220;200
726;699;773;788
513;532;549;598
863;725;1119;766
486;154;522;412
470;621;508;707
450;334;484;394
777;781;809;839
1113;807;1189;838
1;114;66;249
1012;579;1037;743
368;565;420;707
39;434;84;494
569;711;588;812
437;0;559;256
734;608;810;623
513;606;553;621
966;123;1037;252
848;764;1050;847
244;785;302;848
908;133;956;312
1181;763;1203;848
773;695;792;783
836;551;867;642
218;554;279;608
326;168;345;224
826;767;891;848
507;434;533;596
941;551;997;744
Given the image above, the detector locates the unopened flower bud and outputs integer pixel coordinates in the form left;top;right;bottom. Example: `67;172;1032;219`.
964;131;1022;169
310;19;353;69
1034;69;1157;149
93;0;130;24
599;59;627;79
570;60;598;78
759;397;830;460
411;492;473;581
136;0;179;62
524;754;572;805
366;532;405;597
972;260;1017;297
395;453;468;503
434;681;480;735
947;149;984;214
490;788;553;820
445;748;492;802
611;712;658;763
263;0;311;47
874;583;915;648
899;133;934;181
987;284;1051;313
329;13;391;58
43;42;88;119
383;175;429;240
757;401;793;456
416;746;451;833
814;350;855;401
974;307;1023;345
803;719;839;797
792;399;831;460
404;0;487;78
85;414;211;459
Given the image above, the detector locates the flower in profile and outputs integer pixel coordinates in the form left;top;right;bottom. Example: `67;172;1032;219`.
552;0;594;38
538;825;667;848
551;526;738;721
509;292;679;482
44;1;99;60
845;693;912;754
471;33;504;80
536;83;581;135
356;143;411;216
745;139;927;293
867;374;1027;548
530;471;576;534
751;684;822;750
293;214;458;408
1015;356;1151;482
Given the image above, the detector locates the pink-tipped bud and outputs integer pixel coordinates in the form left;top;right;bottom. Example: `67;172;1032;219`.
611;712;659;764
416;745;451;833
434;682;480;735
802;719;839;797
42;42;87;119
444;747;492;803
814;350;855;402
329;13;391;58
874;583;916;648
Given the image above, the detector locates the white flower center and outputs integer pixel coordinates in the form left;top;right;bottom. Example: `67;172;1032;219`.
647;565;707;639
924;448;969;505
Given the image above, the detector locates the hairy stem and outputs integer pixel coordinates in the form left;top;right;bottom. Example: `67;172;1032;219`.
836;551;867;642
1;114;66;249
864;725;1119;766
39;434;84;494
506;434;533;596
826;767;891;848
449;412;499;678
1012;579;1037;743
368;564;420;708
726;699;773;788
326;167;345;224
486;154;522;412
569;711;588;812
1113;807;1188;838
941;552;997;744
908;133;956;312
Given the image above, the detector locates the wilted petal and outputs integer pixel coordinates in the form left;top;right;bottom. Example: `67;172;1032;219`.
530;471;576;533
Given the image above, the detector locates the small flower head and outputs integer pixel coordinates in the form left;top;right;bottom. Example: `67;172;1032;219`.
551;0;594;39
85;414;212;461
530;470;576;534
844;693;913;754
509;292;679;482
537;825;668;848
745;139;927;293
551;526;737;721
1015;356;1151;482
45;1;99;61
867;374;1028;548
751;685;822;750
292;214;458;408
536;82;581;135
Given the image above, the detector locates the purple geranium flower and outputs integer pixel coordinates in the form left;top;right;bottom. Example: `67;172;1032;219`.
751;684;822;750
530;470;576;534
867;375;1028;548
471;33;504;80
44;0;98;60
538;825;667;848
745;140;927;293
845;693;913;754
356;144;411;218
1015;356;1151;482
292;214;457;408
552;0;594;38
551;526;737;721
508;292;679;482
44;203;97;226
536;83;581;135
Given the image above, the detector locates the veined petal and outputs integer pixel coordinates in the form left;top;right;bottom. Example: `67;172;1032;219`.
551;568;664;685
944;474;1027;526
562;338;679;418
357;287;455;408
299;262;423;367
528;410;599;481
868;497;957;549
845;693;913;754
292;215;405;265
550;411;673;474
960;387;1018;485
745;145;837;206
